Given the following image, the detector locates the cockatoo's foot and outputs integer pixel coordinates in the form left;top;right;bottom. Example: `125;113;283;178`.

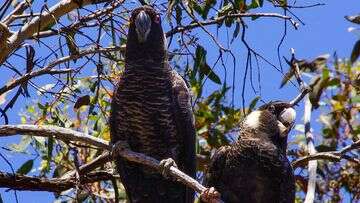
111;141;130;158
200;187;221;203
159;158;177;179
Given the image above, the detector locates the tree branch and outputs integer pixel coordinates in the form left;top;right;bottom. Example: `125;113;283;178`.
292;139;360;168
166;12;298;37
2;0;33;26
0;0;117;65
0;46;125;96
0;124;109;149
0;124;223;202
31;0;123;39
303;95;317;203
0;171;113;193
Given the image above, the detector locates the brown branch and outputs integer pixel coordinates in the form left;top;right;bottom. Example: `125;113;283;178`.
166;12;298;37
2;0;33;25
0;124;223;202
0;46;125;96
0;171;113;193
289;87;311;106
0;124;109;149
62;152;210;180
292;139;360;168
0;0;117;65
32;1;123;39
60;152;111;179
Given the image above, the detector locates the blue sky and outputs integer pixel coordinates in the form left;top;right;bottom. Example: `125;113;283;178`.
0;0;359;202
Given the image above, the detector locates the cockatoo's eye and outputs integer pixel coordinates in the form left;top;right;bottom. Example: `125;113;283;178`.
154;15;160;24
268;105;275;113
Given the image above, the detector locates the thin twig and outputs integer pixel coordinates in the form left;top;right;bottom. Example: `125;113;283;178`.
2;0;33;25
0;0;122;65
0;46;125;96
166;12;298;37
292;139;360;167
288;48;312;106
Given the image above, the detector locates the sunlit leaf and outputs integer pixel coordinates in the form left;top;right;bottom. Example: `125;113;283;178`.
200;64;221;84
350;40;360;64
248;96;260;113
8;135;31;153
345;14;360;24
16;159;34;175
74;95;90;110
231;21;240;43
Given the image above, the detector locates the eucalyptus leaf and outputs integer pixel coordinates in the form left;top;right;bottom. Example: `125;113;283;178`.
16;159;34;175
350;40;360;64
8;135;31;153
345;14;360;24
248;96;260;113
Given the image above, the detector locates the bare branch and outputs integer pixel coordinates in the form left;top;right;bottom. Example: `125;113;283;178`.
0;46;125;96
0;0;119;65
292;140;360;168
32;1;124;39
285;48;311;106
289;87;311;106
0;171;113;193
61;152;111;179
304;95;317;203
2;0;34;25
0;124;110;149
0;124;224;202
166;12;298;37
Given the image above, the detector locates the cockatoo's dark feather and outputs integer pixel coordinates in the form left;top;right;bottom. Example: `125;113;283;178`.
110;6;196;203
203;101;296;203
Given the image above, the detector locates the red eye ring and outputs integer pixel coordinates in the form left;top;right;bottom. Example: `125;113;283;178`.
154;15;160;24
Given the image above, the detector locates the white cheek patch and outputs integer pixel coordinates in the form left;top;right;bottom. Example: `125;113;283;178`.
244;110;261;129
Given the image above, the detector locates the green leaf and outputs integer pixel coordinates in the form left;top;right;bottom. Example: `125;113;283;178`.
315;144;336;152
276;0;287;7
225;17;234;27
47;137;54;166
234;0;246;11
327;78;340;87
218;3;232;16
200;64;222;84
351;96;360;103
322;68;330;80
231;21;240;43
8;135;31;153
175;5;182;24
249;0;264;9
194;45;206;73
248;96;260;113
345;14;360;24
350;40;360;64
74;95;90;110
17;159;34;175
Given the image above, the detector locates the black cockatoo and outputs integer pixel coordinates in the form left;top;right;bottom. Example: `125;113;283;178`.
110;6;196;203
201;101;296;203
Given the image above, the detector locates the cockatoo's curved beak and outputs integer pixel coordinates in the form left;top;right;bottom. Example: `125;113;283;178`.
135;10;151;43
278;107;296;137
